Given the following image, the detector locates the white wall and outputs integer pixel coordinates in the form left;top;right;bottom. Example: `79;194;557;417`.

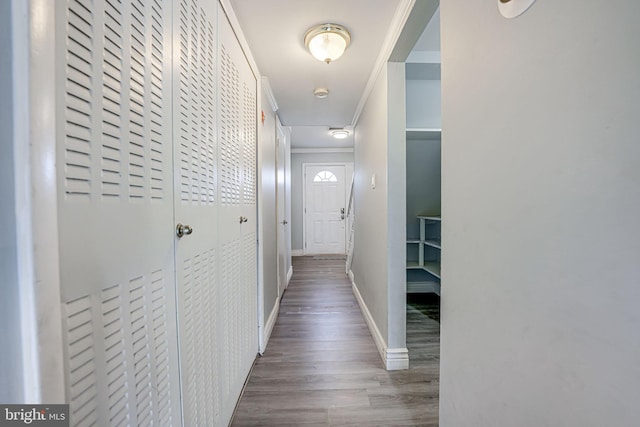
406;139;441;239
290;151;354;252
386;62;407;351
259;85;278;329
0;0;24;402
406;79;441;129
351;62;407;364
440;1;640;425
353;65;389;345
1;0;65;403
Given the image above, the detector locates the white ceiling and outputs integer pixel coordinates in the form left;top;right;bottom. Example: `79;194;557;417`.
229;0;408;148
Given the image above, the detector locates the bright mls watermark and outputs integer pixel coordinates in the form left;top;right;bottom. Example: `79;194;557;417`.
0;405;69;426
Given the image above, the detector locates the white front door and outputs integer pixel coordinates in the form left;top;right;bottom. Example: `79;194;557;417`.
304;164;347;254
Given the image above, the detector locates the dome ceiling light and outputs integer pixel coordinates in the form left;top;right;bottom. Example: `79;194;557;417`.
304;23;351;64
330;129;350;140
498;0;537;18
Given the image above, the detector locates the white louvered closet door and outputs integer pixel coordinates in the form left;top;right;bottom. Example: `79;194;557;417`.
172;0;223;425
217;3;259;423
173;1;258;426
57;1;182;426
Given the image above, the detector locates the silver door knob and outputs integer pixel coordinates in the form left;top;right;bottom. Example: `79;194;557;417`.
176;223;193;238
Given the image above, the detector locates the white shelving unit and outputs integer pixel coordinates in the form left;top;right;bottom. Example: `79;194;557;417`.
406;215;441;294
405;43;442;295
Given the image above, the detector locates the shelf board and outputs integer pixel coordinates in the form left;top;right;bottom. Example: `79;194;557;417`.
416;215;441;221
423;262;441;278
406;128;441;140
406;281;440;295
406;261;441;279
407;239;441;249
406;262;425;270
423;239;441;249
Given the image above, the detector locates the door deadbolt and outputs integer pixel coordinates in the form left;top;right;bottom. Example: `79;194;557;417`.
176;223;193;238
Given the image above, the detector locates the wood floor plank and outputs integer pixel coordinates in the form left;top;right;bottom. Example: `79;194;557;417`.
231;256;439;426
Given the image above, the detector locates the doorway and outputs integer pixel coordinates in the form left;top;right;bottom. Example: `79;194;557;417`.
303;163;353;254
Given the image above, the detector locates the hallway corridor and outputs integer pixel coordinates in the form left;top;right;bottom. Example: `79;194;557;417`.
231;257;439;426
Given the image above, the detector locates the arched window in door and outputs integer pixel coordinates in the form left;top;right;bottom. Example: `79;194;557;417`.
313;170;338;182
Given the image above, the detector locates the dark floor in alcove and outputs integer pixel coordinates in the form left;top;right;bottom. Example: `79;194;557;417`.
407;292;440;323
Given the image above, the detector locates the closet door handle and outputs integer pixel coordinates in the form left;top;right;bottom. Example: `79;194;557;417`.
239;216;248;224
176;223;193;238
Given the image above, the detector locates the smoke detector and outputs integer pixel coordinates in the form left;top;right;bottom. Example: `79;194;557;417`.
314;88;329;99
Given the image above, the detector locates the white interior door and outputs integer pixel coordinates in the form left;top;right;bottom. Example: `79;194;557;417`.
57;1;182;425
56;0;258;425
276;127;288;293
172;0;223;425
174;1;258;425
304;164;347;254
216;3;259;422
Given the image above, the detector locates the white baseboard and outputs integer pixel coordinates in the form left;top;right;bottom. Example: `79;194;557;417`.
385;347;410;370
261;297;280;354
287;266;293;285
292;249;304;256
350;270;409;371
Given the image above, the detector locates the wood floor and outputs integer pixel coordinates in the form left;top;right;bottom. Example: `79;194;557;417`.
230;256;440;426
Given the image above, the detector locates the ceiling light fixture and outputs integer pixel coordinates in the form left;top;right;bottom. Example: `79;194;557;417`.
330;129;350;140
498;0;537;18
314;88;330;98
304;23;351;64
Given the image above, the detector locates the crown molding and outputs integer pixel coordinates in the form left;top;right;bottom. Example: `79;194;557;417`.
351;0;416;126
218;0;261;79
261;77;278;112
291;148;354;154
